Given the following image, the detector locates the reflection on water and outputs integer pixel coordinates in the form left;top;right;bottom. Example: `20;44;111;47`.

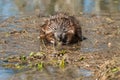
83;0;95;13
0;0;19;20
0;0;120;18
0;24;23;32
16;0;120;14
9;66;93;80
79;68;93;77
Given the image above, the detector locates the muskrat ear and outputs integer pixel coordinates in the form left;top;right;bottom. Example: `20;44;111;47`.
40;17;48;25
41;24;46;32
42;18;51;25
43;18;50;22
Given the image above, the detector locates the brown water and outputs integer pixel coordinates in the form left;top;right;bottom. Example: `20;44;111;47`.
0;0;120;80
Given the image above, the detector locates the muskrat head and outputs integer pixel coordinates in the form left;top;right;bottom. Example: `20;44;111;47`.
50;17;75;44
41;13;79;45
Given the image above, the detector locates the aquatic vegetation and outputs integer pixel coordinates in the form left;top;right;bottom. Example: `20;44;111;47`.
1;51;67;70
36;62;44;70
96;56;120;80
20;55;26;61
59;59;65;69
29;52;34;56
79;56;85;61
59;50;67;55
111;67;119;73
15;63;23;69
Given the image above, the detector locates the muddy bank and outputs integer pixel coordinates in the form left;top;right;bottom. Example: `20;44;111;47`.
0;14;120;80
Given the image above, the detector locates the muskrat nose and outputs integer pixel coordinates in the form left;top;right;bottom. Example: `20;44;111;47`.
54;32;63;41
58;33;62;41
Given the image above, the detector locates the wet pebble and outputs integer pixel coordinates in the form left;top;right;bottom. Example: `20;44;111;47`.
108;42;112;47
50;53;58;57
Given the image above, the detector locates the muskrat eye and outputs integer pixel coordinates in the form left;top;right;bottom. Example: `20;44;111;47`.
54;27;57;30
63;27;67;32
63;27;65;30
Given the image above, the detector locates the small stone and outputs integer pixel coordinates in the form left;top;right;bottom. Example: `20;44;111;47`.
108;42;112;47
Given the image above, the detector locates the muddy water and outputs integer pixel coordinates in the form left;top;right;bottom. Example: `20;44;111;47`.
0;0;120;80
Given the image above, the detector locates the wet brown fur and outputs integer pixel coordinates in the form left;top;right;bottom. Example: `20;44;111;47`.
40;12;82;45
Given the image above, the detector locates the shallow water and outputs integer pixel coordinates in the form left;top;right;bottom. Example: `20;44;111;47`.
0;67;14;80
0;0;120;80
9;66;93;80
0;61;15;80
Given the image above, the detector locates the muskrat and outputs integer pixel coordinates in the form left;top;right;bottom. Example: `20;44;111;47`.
40;12;82;45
